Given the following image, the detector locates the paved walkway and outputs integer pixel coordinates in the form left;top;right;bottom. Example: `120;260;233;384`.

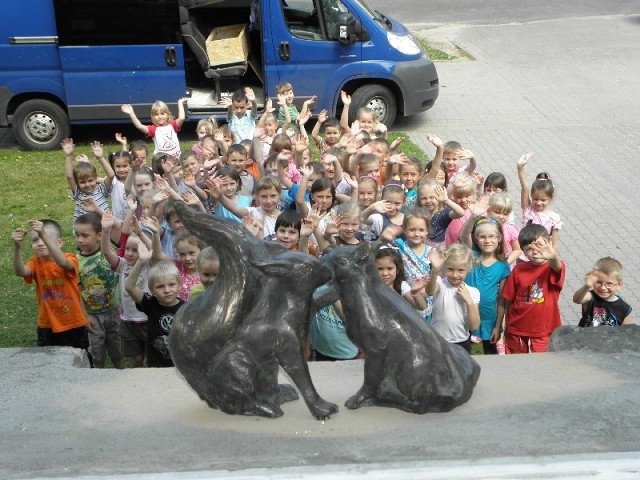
1;347;640;479
399;14;640;323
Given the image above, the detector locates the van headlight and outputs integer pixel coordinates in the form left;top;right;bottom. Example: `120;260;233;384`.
387;32;421;55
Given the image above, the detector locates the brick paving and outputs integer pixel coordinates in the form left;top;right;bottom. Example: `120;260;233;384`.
402;15;640;324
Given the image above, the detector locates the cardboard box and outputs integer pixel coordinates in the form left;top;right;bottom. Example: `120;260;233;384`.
206;24;249;67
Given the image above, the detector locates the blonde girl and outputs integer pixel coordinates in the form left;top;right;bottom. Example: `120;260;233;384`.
444;174;476;246
460;215;511;354
394;208;433;321
418;178;465;248
339;90;388;139
121;98;187;158
192;119;216;157
517;153;562;250
147;216;204;302
426;244;480;352
487;192;521;265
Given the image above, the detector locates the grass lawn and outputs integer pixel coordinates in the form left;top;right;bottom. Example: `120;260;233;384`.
0;132;432;350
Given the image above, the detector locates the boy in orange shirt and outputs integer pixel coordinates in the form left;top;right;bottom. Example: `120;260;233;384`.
12;219;89;350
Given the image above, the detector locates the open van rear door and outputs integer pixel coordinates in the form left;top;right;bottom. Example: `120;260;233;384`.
54;0;186;123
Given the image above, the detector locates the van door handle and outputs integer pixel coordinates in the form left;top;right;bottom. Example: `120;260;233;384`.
165;47;177;67
279;41;290;61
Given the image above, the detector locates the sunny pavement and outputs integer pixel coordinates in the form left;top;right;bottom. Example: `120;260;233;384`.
399;14;640;324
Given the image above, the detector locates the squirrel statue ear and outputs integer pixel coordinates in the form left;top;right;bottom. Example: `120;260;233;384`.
353;242;373;262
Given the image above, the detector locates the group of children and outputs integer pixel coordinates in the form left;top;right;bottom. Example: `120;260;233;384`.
12;81;632;368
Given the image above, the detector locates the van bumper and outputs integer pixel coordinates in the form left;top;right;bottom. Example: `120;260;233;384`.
392;56;439;116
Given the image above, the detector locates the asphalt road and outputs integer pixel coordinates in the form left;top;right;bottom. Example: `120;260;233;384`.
367;0;640;26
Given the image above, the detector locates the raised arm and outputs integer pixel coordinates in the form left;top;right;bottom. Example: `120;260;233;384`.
572;270;597;305
121;104;150;136
61;138;77;193
300;95;317;121
425;249;445;296
12;228;31;278
339;91;352;134
460;149;476;176
175;97;188;129
141;215;170;263
295;166;313;218
100;211;121;269
424;134;444;180
245;87;258;119
311;109;327;149
125;244;151;305
517;152;533;210
29;220;74;271
91;141;115;190
205;177;250;218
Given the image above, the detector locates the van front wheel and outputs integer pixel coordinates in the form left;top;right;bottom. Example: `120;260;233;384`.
349;85;397;128
13;100;70;150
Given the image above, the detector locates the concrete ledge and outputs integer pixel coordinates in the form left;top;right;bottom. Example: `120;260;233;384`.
2;348;640;479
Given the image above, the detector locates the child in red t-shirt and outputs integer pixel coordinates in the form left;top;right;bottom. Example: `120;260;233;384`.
500;224;565;353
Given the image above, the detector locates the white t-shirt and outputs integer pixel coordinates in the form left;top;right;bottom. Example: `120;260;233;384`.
431;276;480;343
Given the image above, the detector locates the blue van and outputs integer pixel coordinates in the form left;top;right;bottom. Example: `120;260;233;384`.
0;0;438;150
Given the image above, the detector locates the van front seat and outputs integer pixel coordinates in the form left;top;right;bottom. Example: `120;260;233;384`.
179;6;247;103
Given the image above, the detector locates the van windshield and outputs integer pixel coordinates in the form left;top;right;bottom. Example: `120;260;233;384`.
349;0;392;31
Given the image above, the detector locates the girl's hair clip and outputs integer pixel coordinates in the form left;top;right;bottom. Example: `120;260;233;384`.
379;243;400;252
535;171;551;182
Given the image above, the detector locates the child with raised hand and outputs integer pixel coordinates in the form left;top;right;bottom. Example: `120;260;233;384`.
108;149;132;222
74;213;124;369
426;244;480;352
361;183;405;242
500;224;565;354
442;141;476;185
192;119;216;158
179;151;209;205
418;179;465;249
311;109;342;154
100;210;149;367
62;138;115;221
444;174;477;246
222;87;258;143
339;90;388;139
275;81;316;133
125;245;183;368
517;153;562;251
207;175;283;241
121;98;187;158
375;244;426;311
13;219;89;350
296;165;336;220
459;209;511;354
319;201;362;252
574;257;631;327
487;192;521;265
145;213;203;302
189;247;220;301
208;166;252;222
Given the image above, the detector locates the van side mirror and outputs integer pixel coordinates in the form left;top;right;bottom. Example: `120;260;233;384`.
338;13;357;46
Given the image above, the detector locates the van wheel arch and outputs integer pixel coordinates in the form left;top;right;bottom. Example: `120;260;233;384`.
347;84;397;128
13;99;70;151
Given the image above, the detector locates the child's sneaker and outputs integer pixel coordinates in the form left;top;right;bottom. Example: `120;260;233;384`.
470;335;482;344
496;343;506;355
